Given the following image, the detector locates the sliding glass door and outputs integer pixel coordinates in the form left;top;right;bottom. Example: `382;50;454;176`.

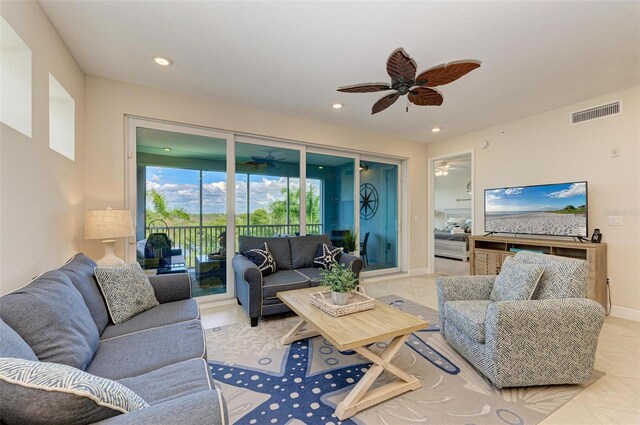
131;123;233;302
359;159;400;272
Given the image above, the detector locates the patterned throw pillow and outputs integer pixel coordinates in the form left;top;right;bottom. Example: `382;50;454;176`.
243;242;277;276
490;256;545;302
0;358;148;425
313;243;343;269
94;263;159;325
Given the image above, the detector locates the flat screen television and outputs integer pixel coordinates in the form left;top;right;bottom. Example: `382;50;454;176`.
484;181;588;237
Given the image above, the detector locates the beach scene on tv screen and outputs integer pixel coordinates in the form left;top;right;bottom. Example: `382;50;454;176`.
485;182;587;236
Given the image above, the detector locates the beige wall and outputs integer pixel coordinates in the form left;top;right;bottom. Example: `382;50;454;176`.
0;1;85;294
83;76;429;272
427;86;640;315
434;166;472;229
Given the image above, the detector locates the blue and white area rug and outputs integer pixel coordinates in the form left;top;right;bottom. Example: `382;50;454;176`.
206;296;601;425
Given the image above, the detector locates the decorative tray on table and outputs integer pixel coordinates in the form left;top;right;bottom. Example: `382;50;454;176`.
310;286;375;317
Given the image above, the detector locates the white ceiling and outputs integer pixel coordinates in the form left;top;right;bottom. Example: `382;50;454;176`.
40;1;640;143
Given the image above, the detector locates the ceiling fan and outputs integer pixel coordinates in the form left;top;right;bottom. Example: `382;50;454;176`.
245;151;285;169
435;161;468;176
337;49;481;114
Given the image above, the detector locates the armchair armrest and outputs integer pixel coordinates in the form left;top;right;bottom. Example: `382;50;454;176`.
340;253;364;276
437;275;496;329
147;273;192;304
95;390;227;424
485;298;605;387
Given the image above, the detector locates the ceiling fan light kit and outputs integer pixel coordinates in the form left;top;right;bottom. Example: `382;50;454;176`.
337;48;481;114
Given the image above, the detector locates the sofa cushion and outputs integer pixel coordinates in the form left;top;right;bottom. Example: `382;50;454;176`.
59;253;110;334
313;243;343;269
239;236;293;270
0;270;99;370
0;318;38;361
243;242;277;276
87;320;205;380
444;300;492;343
262;270;310;299
100;299;200;340
94;263;160;325
514;251;589;299
295;267;323;283
490;256;545;302
0;358;148;425
290;235;331;269
117;358;212;405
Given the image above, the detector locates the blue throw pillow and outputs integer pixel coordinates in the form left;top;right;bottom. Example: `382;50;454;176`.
313;243;343;269
243;242;277;276
490;256;545;302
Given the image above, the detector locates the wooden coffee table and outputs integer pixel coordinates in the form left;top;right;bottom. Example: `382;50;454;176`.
277;287;428;420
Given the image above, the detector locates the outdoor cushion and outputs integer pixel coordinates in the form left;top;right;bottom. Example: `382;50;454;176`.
0;358;148;425
490;256;545;301
94;263;159;325
100;299;200;340
515;251;589;299
87;320;205;380
59;253;110;334
262;270;310;299
0;318;38;361
239;236;293;270
118;358;213;405
243;242;277;276
444;300;492;343
0;270;99;370
295;267;323;283
290;235;331;268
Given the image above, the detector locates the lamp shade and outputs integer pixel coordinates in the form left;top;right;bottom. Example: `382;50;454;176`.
85;208;134;240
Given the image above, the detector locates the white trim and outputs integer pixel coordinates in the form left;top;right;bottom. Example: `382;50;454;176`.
609;305;640;322
361;271;409;284
408;267;430;276
427;149;474;275
99;319;201;342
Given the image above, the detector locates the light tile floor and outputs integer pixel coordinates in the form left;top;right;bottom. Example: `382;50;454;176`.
201;274;640;425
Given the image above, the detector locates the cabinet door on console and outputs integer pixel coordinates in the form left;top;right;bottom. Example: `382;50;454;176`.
474;250;501;275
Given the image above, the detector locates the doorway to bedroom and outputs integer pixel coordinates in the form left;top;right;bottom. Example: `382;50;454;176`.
430;152;473;276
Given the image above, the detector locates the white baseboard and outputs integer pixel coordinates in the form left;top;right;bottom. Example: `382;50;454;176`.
609;305;640;322
409;267;430;276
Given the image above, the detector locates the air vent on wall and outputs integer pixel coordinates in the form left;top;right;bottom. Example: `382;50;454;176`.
570;100;622;125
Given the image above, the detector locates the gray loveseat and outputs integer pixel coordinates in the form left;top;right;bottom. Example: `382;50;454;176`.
0;253;227;424
233;234;364;326
437;251;605;388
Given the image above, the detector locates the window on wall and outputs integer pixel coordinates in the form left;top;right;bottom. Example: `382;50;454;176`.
49;74;75;160
1;17;32;137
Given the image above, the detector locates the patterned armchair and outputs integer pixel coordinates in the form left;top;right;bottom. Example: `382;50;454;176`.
437;251;605;388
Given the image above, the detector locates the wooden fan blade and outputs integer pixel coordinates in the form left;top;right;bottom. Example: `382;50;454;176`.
371;92;400;114
415;61;481;87
337;83;391;93
408;88;443;106
386;49;417;82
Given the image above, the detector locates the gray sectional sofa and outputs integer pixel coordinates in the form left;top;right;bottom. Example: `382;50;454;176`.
233;234;364;326
0;253;227;424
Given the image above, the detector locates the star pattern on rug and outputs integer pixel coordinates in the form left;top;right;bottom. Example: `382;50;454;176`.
210;339;367;425
314;244;343;270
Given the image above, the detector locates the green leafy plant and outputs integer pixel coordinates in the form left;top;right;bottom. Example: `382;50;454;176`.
343;230;358;253
319;263;358;293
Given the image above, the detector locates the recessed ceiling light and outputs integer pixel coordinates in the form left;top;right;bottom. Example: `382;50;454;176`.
153;56;173;66
318;166;324;169
432;127;441;133
331;103;343;109
163;147;172;152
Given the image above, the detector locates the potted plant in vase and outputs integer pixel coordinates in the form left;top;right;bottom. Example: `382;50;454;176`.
343;230;358;255
319;263;358;306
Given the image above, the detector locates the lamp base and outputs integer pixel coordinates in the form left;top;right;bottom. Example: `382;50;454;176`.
96;239;125;266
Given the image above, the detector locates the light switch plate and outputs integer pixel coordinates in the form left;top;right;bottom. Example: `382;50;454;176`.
608;216;622;226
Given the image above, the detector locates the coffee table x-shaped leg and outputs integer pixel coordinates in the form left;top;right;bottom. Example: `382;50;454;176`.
281;319;422;420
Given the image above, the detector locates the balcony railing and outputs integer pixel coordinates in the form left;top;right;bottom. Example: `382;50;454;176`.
144;223;323;268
